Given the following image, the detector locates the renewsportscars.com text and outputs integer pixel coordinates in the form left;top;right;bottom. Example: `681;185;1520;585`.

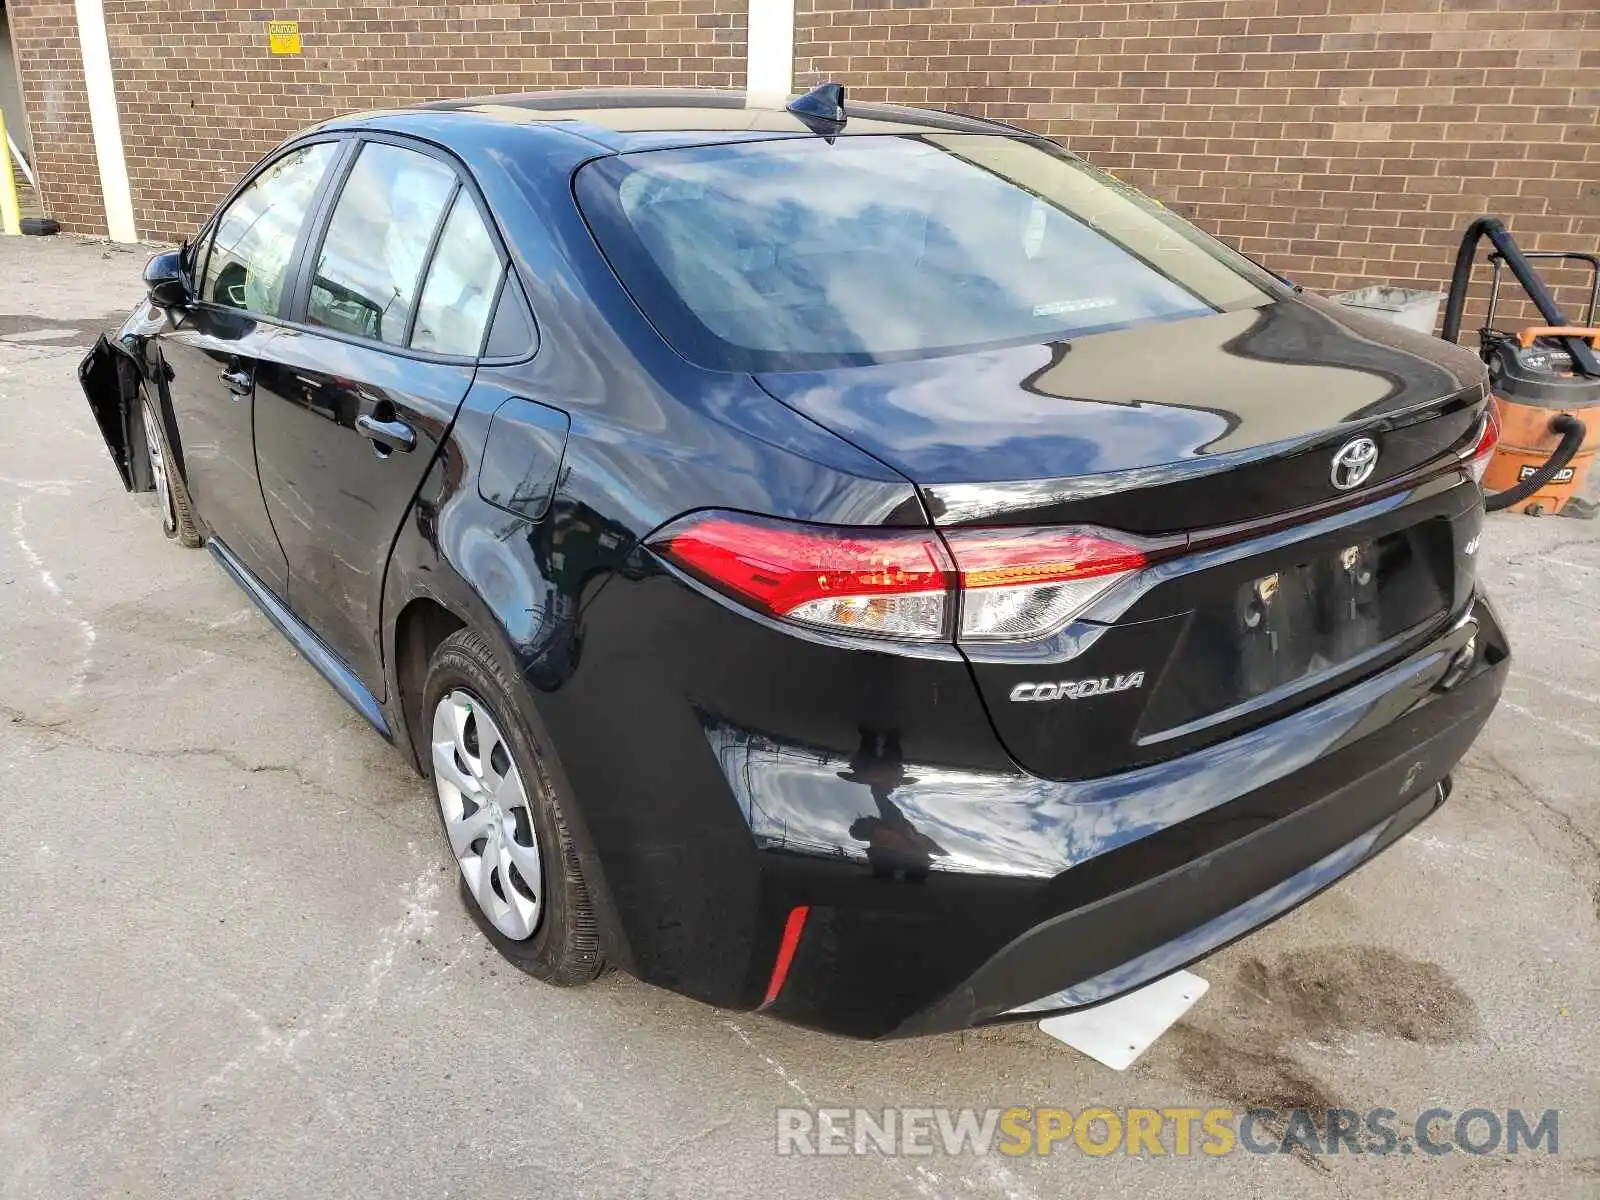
776;1105;1559;1158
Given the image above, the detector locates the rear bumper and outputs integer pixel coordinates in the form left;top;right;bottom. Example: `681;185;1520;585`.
997;778;1448;1019
904;776;1448;1036
716;594;1506;1037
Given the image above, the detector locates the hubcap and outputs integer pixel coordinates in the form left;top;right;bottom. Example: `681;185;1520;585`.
431;690;543;940
141;402;175;535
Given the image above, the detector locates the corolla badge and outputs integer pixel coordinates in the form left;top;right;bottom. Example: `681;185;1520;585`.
1330;436;1379;491
1009;672;1146;702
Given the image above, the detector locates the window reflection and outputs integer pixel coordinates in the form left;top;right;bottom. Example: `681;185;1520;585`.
411;192;502;356
578;134;1274;371
203;142;337;315
308;144;456;344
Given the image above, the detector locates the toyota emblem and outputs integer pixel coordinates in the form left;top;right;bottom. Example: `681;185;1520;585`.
1330;437;1379;491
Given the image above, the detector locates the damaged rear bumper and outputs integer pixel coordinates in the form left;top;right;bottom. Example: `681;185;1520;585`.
722;595;1506;1038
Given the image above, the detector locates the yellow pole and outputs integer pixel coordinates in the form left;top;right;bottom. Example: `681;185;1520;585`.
0;109;21;235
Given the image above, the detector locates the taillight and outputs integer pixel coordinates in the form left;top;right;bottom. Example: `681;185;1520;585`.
944;526;1172;642
1462;406;1501;485
650;512;955;641
650;511;1174;646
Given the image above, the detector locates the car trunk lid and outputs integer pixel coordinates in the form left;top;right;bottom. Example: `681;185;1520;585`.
756;294;1491;781
754;293;1487;530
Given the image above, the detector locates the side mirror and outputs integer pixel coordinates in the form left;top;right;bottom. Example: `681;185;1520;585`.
144;249;189;308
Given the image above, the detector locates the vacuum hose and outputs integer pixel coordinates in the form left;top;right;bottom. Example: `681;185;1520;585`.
1442;216;1600;377
1484;413;1588;512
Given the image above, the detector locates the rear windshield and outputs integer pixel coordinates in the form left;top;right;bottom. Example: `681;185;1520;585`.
574;133;1276;372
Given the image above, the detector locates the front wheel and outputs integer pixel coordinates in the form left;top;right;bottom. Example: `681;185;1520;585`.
140;393;200;547
422;628;605;984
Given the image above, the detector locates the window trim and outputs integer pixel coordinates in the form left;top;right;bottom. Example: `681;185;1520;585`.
279;131;532;365
279;135;364;329
479;269;528;361
401;180;463;349
288;138;456;349
189;134;353;324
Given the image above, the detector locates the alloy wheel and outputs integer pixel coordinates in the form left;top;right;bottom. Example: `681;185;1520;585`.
141;402;176;536
431;689;544;940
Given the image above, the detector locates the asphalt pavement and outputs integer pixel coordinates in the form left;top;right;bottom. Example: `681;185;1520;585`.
1;234;1595;1198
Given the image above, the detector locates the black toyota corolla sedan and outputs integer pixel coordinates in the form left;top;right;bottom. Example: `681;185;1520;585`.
80;86;1507;1038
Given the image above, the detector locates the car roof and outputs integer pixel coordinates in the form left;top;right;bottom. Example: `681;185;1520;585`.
316;87;1017;154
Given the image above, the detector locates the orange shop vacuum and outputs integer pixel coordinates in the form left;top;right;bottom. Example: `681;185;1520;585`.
1442;216;1600;517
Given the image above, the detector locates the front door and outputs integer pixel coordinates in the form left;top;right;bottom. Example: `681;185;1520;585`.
159;140;342;597
157;312;284;592
252;140;507;693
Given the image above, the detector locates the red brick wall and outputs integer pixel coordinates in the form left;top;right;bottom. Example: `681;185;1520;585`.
10;0;747;243
10;0;1599;333
795;0;1600;329
5;0;105;236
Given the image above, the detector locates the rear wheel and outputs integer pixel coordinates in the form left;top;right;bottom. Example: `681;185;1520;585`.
422;628;604;984
140;393;200;547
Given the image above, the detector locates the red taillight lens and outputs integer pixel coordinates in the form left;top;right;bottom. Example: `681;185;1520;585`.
1463;405;1501;485
650;512;955;641
944;526;1169;641
650;513;1172;645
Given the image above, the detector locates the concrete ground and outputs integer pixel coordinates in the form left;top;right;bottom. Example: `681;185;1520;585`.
0;234;1595;1199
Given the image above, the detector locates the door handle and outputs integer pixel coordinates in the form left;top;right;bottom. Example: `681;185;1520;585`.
356;414;416;455
218;366;253;396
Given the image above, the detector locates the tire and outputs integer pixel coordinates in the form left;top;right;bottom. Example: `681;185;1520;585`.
20;217;60;236
140;391;202;547
422;627;605;985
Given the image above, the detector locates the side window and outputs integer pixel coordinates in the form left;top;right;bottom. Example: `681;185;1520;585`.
306;143;457;344
484;273;538;359
410;192;504;356
202;142;338;314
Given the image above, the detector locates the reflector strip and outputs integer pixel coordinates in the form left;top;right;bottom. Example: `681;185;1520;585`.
760;905;811;1008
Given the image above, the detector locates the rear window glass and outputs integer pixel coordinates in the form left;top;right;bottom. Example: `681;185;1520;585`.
574;134;1276;372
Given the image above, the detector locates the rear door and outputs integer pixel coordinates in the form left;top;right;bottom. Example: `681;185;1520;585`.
251;136;511;694
159;139;342;596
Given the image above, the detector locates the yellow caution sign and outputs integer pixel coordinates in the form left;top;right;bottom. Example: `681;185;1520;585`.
267;20;302;55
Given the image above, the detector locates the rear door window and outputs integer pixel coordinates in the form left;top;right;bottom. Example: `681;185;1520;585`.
306;143;458;345
410;191;504;357
202;141;338;315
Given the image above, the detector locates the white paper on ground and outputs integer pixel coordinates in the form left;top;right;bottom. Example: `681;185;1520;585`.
1037;970;1209;1070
